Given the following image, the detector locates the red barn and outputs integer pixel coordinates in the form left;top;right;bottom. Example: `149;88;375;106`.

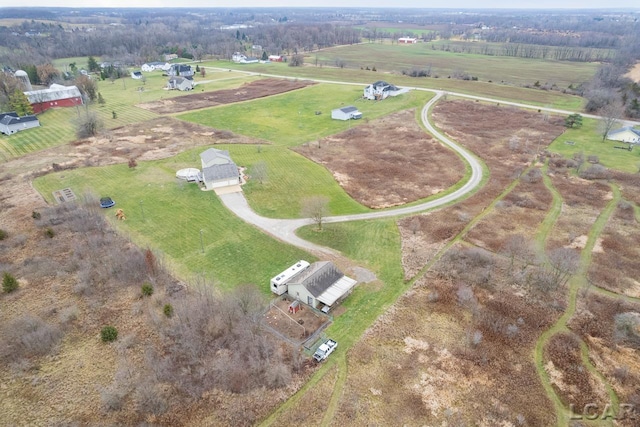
25;84;83;114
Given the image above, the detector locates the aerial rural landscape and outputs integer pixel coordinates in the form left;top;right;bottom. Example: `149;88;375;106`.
1;5;640;426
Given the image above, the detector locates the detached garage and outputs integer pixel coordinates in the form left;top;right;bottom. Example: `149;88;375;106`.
331;106;362;121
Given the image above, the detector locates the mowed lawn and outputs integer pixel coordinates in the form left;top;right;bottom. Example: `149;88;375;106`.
177;83;431;147
297;220;406;349
228;144;368;218
0;71;257;161
206;59;585;111
548;118;640;173
32;156;315;291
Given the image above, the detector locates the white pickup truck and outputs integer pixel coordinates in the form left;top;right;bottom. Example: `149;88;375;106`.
313;339;338;362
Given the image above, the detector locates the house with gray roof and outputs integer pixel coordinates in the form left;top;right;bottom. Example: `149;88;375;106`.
168;64;194;78
166;76;193;91
286;261;357;310
0;112;40;135
331;106;362;121
606;126;640;144
200;148;241;190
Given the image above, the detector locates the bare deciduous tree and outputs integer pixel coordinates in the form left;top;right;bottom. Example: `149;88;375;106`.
302;196;330;230
251;161;268;184
599;103;624;142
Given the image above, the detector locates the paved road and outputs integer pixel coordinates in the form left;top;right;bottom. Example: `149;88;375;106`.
219;91;484;254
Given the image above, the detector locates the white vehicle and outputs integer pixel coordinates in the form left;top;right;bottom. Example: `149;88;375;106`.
313;339;338;362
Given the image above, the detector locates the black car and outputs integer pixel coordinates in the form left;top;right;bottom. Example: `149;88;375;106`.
100;197;116;208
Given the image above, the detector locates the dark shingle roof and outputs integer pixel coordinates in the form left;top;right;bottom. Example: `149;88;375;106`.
202;163;239;182
0;113;39;126
290;261;344;297
340;106;358;113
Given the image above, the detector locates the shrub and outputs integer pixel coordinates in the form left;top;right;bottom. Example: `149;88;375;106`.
2;272;19;293
31;211;41;219
101;326;118;342
44;227;55;238
2;315;63;359
163;303;174;317
0;229;7;240
141;283;154;297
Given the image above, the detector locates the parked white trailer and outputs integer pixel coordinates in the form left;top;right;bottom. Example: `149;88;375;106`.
270;260;310;295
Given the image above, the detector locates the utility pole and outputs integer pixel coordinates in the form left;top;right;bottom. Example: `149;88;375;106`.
139;200;145;220
199;229;204;253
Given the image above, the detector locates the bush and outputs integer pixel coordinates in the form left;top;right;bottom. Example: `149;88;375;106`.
163;303;174;317
31;211;41;219
44;227;55;238
101;326;118;342
0;229;7;240
2;272;19;293
141;283;154;297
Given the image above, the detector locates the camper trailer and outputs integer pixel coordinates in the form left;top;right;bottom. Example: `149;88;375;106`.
270;260;310;295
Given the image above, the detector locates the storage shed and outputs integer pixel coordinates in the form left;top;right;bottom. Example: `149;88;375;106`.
331;106;362;121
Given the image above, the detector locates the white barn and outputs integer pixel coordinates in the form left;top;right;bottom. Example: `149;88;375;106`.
200;148;241;190
331;106;362;121
607;126;640;144
141;62;170;72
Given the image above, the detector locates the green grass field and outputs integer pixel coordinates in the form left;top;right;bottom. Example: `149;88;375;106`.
32;153;315;291
231;145;370;218
178;83;431;147
548;119;640;173
204;59;585;111
312;43;597;88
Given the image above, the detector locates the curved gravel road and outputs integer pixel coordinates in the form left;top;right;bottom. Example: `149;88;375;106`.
219;91;484;254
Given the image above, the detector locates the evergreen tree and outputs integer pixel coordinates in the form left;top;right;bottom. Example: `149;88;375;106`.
97;92;105;105
9;89;34;116
88;56;100;73
261;51;268;61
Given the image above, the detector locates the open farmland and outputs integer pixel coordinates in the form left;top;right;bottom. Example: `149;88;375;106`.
293;109;465;208
178;83;431;146
31;149;315;290
312;42;600;88
293;100;640;426
138;78;316;114
1;11;640;424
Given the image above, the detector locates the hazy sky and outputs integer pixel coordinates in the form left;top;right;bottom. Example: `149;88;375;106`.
3;0;640;9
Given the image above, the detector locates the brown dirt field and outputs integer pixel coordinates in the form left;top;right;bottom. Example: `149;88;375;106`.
546;171;613;252
295;109;464;209
466;176;552;253
398;100;565;279
335;273;558;426
137;78;315;114
588;204;640;297
543;332;608;411
567;293;640;426
263;298;329;343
